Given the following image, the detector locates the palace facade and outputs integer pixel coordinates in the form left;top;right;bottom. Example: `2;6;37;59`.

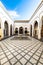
0;2;14;40
0;0;43;40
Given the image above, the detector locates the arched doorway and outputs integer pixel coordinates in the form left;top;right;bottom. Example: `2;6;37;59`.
4;21;8;37
10;25;12;36
15;28;18;35
19;27;23;34
34;21;38;38
25;28;28;35
41;17;43;39
30;25;32;36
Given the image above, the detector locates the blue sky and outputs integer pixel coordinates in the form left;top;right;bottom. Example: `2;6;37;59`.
0;0;41;20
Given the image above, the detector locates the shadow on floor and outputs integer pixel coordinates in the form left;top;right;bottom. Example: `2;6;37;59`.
11;36;31;40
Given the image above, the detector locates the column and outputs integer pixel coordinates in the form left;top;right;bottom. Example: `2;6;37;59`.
38;21;42;39
32;25;34;37
8;24;10;36
38;29;41;39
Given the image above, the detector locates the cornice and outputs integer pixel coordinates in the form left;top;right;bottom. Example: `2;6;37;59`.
14;20;29;23
0;1;13;21
29;1;43;21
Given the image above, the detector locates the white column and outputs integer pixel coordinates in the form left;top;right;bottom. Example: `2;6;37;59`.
8;24;10;36
32;25;34;37
12;24;14;35
2;22;4;38
38;28;41;39
38;20;42;39
12;25;13;35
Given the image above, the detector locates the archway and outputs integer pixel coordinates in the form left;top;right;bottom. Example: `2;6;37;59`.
4;21;8;37
25;28;28;35
34;21;38;38
10;25;12;36
19;27;23;34
15;28;18;35
30;25;32;36
41;16;43;39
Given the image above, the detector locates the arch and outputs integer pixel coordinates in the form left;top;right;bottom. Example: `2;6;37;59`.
15;28;18;35
10;25;12;36
34;21;38;38
4;21;8;37
30;25;32;36
19;27;23;34
25;27;28;35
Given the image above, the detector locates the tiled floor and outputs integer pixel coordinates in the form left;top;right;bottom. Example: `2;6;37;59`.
0;36;43;65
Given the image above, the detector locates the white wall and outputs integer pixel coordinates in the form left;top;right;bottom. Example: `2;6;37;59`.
0;5;14;37
29;1;43;39
14;22;30;34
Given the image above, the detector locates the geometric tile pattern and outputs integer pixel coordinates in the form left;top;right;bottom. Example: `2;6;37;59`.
0;36;43;65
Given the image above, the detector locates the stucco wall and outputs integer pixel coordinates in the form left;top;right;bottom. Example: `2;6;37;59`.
0;29;3;40
29;2;43;39
0;5;14;37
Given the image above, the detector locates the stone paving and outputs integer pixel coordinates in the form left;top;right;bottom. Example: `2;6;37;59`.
0;36;43;65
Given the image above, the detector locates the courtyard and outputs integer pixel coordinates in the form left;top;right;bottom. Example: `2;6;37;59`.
0;36;43;65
